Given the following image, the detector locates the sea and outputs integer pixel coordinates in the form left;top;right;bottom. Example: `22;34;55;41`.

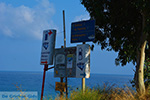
0;71;134;100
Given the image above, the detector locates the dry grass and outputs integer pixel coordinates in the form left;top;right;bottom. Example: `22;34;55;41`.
54;84;150;100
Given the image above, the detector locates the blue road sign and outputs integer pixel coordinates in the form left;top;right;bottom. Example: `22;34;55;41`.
71;20;95;43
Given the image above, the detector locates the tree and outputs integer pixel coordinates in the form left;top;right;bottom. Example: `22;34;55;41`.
131;42;150;90
81;0;150;94
143;42;150;90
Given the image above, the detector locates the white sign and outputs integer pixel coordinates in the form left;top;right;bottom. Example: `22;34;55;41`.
76;44;90;78
54;46;90;78
54;47;76;78
40;29;56;65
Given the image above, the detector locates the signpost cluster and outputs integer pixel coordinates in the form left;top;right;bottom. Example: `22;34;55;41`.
54;44;90;78
40;11;95;100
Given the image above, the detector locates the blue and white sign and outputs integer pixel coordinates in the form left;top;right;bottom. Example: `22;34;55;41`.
40;29;56;65
76;44;90;78
71;20;95;43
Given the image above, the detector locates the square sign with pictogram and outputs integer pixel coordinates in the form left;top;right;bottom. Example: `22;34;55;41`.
76;44;90;78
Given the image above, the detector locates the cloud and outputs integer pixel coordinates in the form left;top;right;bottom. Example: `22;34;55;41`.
74;14;90;22
0;0;57;40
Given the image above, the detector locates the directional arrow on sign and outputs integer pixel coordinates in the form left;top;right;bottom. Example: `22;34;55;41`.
80;72;86;77
41;61;48;64
48;30;53;36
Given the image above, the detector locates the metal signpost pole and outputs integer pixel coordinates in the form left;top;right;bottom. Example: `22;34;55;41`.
63;10;66;48
40;29;56;100
82;42;85;93
41;64;48;100
63;10;68;98
60;46;64;97
60;77;64;97
82;78;85;92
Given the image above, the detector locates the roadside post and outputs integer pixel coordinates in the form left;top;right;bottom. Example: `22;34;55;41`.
39;13;95;99
60;46;64;97
82;42;85;92
53;18;95;98
55;10;67;98
40;29;56;100
60;77;64;97
41;64;48;100
63;10;68;98
82;78;85;92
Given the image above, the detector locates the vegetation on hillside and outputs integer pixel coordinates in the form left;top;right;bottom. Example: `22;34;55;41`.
54;85;150;100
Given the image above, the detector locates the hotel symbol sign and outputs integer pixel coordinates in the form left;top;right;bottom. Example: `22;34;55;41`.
40;29;56;65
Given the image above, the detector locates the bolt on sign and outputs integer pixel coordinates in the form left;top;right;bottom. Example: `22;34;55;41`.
40;29;56;65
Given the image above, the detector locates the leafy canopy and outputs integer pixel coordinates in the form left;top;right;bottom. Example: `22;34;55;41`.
81;0;150;66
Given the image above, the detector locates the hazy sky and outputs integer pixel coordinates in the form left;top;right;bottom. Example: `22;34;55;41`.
0;0;134;75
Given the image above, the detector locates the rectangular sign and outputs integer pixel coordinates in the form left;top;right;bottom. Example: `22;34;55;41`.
76;44;90;78
40;29;56;65
55;82;66;92
54;47;76;78
54;48;66;77
71;20;95;43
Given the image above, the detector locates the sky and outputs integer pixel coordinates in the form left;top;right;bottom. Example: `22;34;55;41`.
0;0;135;75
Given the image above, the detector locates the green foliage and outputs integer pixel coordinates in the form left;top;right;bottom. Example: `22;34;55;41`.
70;88;101;100
81;0;150;66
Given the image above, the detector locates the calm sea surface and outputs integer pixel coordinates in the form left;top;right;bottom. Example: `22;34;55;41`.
0;71;134;99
